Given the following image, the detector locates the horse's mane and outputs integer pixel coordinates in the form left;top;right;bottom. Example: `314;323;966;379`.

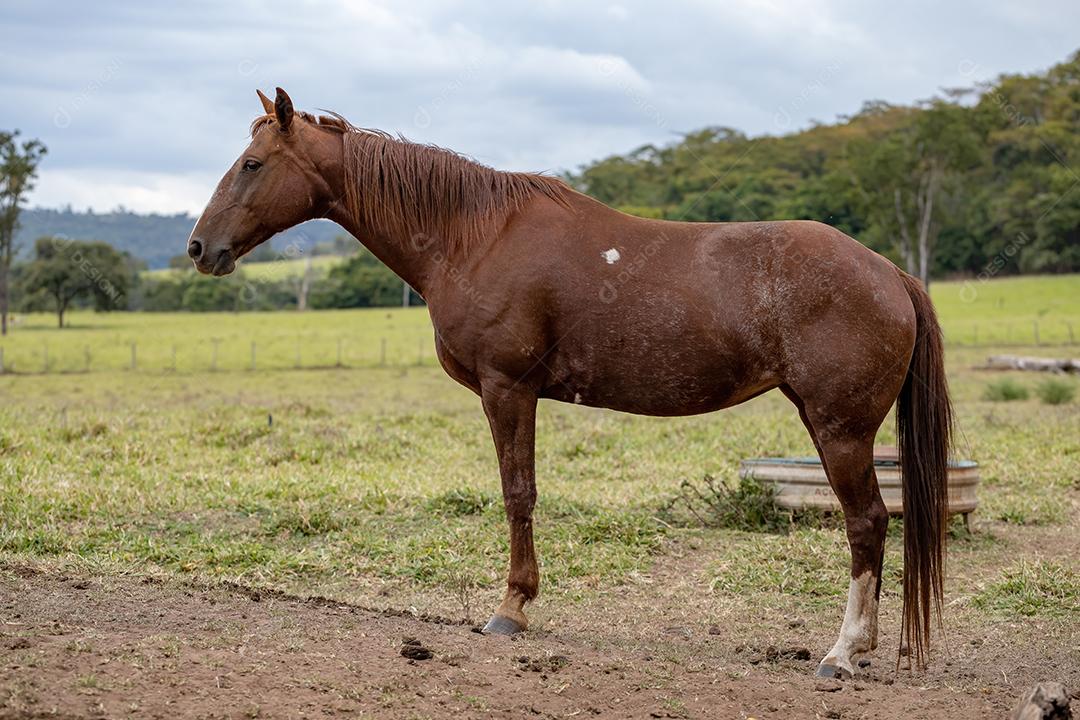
251;111;568;253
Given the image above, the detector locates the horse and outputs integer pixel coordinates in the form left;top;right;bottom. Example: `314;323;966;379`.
187;88;952;679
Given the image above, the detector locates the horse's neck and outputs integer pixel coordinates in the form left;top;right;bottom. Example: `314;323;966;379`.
325;205;438;297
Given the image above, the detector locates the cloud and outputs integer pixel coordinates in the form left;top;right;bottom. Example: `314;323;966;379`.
2;0;1078;214
33;168;219;215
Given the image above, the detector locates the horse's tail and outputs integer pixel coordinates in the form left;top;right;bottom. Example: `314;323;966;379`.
896;272;952;669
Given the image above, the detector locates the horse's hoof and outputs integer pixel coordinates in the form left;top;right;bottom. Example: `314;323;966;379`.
482;614;525;636
815;663;852;680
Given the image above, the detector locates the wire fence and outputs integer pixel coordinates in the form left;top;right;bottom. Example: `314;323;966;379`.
0;321;1076;376
939;320;1077;348
0;334;439;375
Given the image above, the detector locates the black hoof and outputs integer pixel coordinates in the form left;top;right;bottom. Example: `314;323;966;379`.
482;614;525;636
815;663;852;680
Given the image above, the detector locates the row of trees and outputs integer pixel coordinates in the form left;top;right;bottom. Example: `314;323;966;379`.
142;248;412;312
7;238;416;325
567;51;1080;284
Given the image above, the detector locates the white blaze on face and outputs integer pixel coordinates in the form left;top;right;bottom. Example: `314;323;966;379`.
601;248;621;264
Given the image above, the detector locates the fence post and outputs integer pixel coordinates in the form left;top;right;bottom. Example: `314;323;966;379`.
380;338;386;366
295;340;301;369
336;338;342;367
251;341;257;371
130;343;137;371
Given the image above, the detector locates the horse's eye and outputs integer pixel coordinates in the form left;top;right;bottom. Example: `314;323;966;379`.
242;159;262;172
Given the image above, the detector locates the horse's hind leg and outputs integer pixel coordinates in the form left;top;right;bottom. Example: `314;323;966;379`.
784;387;889;679
813;434;888;679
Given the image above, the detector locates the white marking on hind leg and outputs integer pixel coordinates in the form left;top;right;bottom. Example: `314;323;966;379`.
819;571;878;677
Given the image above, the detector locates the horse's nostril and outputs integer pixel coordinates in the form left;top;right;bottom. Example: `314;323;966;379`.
187;239;203;260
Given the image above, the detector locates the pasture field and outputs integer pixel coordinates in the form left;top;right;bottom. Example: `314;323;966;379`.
0;274;1078;718
0;307;435;373
0;274;1077;375
141;254;345;282
933;273;1080;345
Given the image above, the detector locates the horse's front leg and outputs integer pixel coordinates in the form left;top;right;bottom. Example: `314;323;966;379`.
479;382;539;635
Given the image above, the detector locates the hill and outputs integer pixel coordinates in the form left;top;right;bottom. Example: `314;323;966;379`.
14;207;348;269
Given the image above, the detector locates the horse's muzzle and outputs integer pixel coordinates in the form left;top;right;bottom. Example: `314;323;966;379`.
187;236;235;276
209;249;236;276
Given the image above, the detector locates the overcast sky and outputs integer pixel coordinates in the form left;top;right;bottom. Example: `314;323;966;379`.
2;0;1077;215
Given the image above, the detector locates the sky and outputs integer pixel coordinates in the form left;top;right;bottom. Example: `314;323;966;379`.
2;0;1078;216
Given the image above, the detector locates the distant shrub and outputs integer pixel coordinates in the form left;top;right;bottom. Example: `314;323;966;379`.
983;378;1029;402
662;474;787;533
1035;378;1075;405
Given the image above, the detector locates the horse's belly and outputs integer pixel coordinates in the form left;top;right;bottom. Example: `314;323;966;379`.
543;382;768;416
541;336;778;417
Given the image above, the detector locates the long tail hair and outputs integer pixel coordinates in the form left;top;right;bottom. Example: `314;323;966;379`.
896;272;952;668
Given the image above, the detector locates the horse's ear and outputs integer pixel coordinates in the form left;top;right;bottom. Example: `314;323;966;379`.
256;89;274;115
274;87;294;132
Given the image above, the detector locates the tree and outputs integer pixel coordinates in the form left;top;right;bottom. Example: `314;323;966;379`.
827;100;981;286
0;131;46;334
310;248;404;308
19;237;132;328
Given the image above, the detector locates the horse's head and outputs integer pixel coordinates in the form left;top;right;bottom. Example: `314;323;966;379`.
187;87;337;275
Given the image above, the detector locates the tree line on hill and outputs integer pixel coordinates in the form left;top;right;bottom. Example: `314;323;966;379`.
565;51;1080;284
15;208;348;270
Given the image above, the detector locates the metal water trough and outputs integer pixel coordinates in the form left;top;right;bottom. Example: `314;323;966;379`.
739;448;979;521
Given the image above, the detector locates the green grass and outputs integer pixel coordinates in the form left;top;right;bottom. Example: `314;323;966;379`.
983;378;1030;402
0;274;1078;622
0;367;686;596
973;560;1080;618
0;307;433;372
1036;378;1076;405
706;528;854;608
932;273;1080;345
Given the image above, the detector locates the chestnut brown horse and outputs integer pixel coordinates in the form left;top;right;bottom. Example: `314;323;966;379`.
188;88;952;679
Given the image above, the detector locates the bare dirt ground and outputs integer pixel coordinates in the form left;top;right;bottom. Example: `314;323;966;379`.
1;558;1075;720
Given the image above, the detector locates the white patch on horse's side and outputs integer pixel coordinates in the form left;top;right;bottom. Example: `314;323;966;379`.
573;392;583;404
819;571;878;676
601;248;621;264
